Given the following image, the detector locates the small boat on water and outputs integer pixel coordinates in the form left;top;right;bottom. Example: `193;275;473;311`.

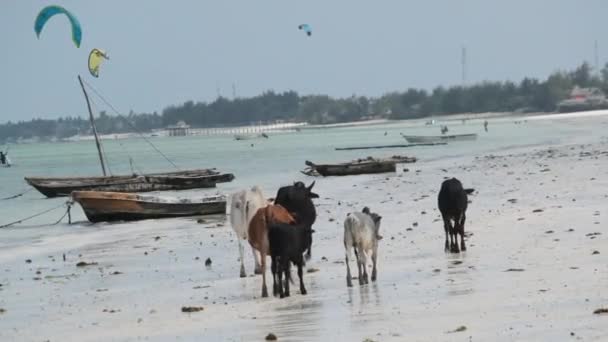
401;133;477;144
303;155;417;177
72;191;227;222
234;133;269;141
25;169;235;198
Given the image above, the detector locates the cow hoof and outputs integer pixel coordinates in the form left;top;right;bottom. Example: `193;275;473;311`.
254;268;262;275
371;276;376;282
262;288;268;298
301;289;307;295
240;270;247;278
347;280;353;287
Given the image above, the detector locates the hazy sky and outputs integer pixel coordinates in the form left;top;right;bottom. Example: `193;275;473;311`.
1;1;606;123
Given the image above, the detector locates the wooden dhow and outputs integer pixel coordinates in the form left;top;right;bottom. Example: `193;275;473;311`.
72;191;227;222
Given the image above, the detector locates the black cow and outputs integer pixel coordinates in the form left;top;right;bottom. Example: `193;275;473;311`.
438;178;474;253
268;223;314;298
274;181;318;260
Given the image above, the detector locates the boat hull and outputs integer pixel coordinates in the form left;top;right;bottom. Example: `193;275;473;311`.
402;134;477;143
25;169;235;198
72;191;227;222
304;156;416;177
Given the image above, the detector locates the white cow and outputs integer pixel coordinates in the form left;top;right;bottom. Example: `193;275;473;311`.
343;207;383;287
230;186;268;277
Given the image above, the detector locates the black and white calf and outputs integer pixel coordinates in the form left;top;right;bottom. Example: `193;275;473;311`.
438;178;474;253
268;223;314;298
343;207;383;287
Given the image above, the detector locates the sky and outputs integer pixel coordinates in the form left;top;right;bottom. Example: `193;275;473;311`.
0;0;606;123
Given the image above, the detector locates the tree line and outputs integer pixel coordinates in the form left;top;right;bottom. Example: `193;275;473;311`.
1;62;607;143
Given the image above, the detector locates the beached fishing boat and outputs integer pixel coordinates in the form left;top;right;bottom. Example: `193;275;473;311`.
25;169;234;198
401;133;477;143
25;76;235;198
303;155;416;177
72;191;227;222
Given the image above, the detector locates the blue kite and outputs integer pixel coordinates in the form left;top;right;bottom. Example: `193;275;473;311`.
34;5;82;48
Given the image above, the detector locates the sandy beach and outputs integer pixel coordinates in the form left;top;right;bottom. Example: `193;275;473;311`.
1;117;608;341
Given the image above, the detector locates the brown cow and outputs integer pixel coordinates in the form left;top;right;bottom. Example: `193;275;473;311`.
248;204;295;298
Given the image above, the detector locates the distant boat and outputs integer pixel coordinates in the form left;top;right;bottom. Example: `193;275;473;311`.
303;155;417;177
25;169;234;198
234;133;269;141
401;133;477;144
72;191;227;222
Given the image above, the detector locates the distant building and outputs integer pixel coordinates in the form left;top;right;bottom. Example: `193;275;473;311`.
167;121;190;136
557;86;608;113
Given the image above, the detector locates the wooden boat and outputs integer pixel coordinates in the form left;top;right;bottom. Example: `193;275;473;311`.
303;155;417;177
401;133;477;143
234;133;269;140
25;76;235;198
25;169;235;198
72;191;227;222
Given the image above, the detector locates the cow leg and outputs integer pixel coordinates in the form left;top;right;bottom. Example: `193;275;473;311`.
261;251;268;298
360;250;369;285
305;241;312;261
442;216;451;252
298;258;307;295
354;247;364;285
238;238;246;278
251;246;262;274
459;212;467;252
271;256;279;296
276;259;284;298
283;260;291;298
345;248;353;287
371;246;378;282
451;229;460;253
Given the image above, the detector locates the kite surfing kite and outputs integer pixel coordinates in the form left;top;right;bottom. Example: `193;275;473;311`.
298;24;312;37
34;5;82;48
88;49;109;78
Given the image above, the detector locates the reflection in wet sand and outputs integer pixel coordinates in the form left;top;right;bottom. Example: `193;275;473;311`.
445;253;475;297
266;298;324;342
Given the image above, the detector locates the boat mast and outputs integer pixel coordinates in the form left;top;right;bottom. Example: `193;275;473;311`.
77;75;107;176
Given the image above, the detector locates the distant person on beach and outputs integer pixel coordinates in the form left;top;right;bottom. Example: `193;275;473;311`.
0;151;6;165
484;120;488;132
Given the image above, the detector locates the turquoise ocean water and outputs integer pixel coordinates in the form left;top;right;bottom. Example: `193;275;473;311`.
0;116;604;227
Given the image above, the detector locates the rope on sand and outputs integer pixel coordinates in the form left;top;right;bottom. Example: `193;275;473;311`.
1;188;33;200
0;201;69;229
53;201;73;225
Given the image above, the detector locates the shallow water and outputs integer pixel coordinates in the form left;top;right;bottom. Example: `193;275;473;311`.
1;116;605;227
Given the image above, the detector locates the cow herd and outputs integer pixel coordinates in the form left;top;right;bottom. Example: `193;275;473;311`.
230;178;474;298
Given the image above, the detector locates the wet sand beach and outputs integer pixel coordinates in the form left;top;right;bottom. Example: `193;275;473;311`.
1;122;608;341
0;130;608;341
